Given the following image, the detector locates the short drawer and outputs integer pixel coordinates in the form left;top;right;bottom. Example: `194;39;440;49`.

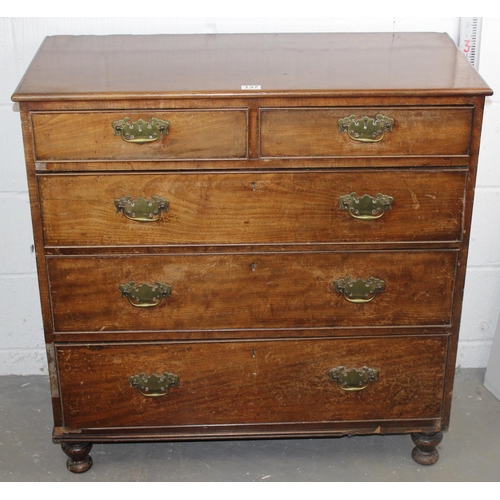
260;107;472;158
39;170;467;247
32;110;248;161
47;250;457;333
56;336;447;429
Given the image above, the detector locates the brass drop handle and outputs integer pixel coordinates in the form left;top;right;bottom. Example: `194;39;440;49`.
112;117;169;144
329;366;379;391
339;192;393;220
338;114;394;143
333;277;386;303
114;196;169;222
119;281;172;308
129;372;179;398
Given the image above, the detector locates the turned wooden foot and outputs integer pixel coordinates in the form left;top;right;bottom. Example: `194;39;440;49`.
411;432;443;465
61;442;93;473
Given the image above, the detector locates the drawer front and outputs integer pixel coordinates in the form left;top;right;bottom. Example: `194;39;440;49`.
39;170;467;247
32;110;247;161
260;107;472;158
56;336;447;428
47;251;457;333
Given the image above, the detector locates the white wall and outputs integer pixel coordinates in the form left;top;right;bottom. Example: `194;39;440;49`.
1;17;499;375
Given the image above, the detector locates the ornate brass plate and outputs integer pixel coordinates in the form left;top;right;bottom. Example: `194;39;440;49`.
119;281;172;308
114;196;169;222
112;117;169;144
129;372;180;398
338;192;394;220
328;366;379;391
333;276;386;303
338;114;394;142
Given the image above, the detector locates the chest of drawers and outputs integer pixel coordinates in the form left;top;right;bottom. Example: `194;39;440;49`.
12;32;492;473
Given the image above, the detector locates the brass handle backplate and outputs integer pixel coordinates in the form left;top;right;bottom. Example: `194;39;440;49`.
112;117;169;144
339;192;394;220
114;196;170;222
129;372;179;398
119;281;172;308
338;114;394;143
333;276;386;303
329;366;379;391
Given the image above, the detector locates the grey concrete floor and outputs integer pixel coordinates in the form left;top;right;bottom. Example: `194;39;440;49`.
0;368;499;481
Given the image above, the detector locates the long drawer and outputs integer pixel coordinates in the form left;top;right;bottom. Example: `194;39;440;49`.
56;336;448;429
260;107;472;158
32;110;248;161
47;251;457;333
39;170;467;247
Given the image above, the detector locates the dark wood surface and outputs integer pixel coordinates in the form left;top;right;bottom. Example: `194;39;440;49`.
32;110;248;161
47;251;457;333
30;105;473;161
56;336;447;428
260;107;473;158
12;33;492;100
38;170;467;247
411;431;444;465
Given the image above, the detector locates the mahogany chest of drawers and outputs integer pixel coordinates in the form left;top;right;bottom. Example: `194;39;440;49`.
12;32;492;472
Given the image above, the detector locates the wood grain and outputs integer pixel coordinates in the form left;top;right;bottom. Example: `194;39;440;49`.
32;110;247;161
39;170;467;247
47;251;457;333
260;107;472;158
12;33;492;100
56;336;448;428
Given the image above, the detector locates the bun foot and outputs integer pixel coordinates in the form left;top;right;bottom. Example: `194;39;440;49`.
61;442;93;473
411;432;443;465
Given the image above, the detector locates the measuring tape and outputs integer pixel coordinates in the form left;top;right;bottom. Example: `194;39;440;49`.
459;17;482;69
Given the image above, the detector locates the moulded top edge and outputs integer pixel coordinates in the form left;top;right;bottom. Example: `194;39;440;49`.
12;32;493;102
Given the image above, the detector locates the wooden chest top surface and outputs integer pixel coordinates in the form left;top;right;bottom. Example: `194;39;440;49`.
12;32;492;101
